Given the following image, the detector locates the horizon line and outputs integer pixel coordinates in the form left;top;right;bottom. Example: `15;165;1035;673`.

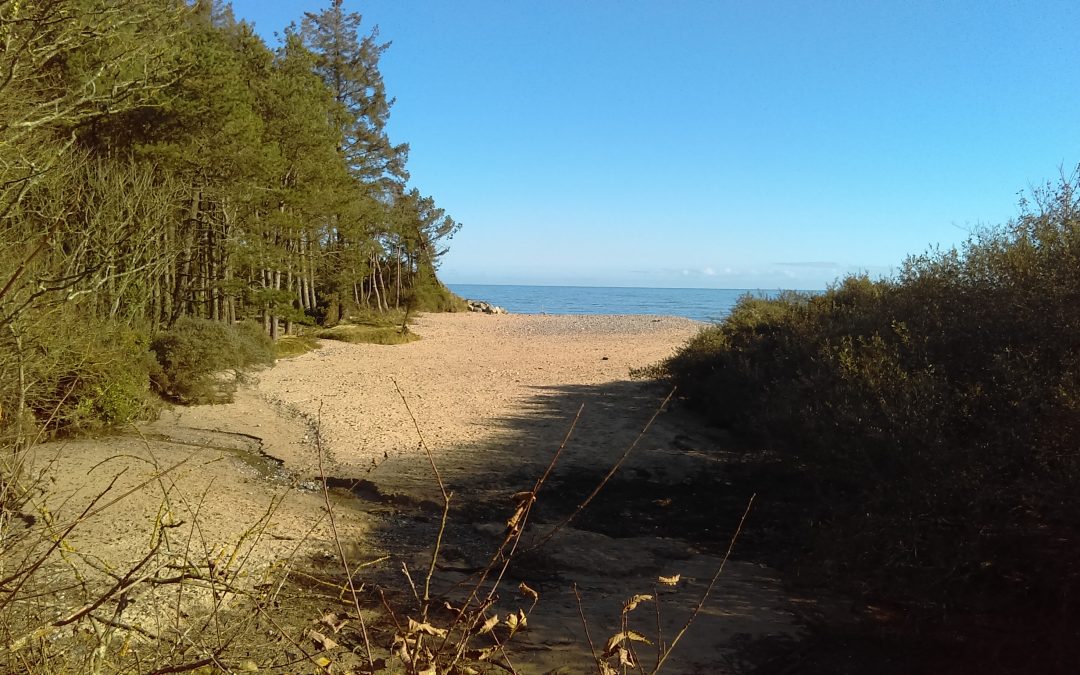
444;281;822;292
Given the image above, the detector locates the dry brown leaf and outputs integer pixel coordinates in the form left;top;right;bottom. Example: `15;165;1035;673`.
314;656;331;668
617;646;636;667
511;490;535;504
603;630;652;657
599;662;619;675
417;667;437;675
505;608;528;636
407;617;448;638
238;661;259;672
308;629;338;651
658;574;681;586
474;614;500;636
518;581;539;604
319;612;348;633
464;646;498;662
505;504;527;533
394;638;412;665
623;594;653;614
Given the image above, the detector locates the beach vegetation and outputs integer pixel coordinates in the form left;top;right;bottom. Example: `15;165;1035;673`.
315;310;420;345
150;317;275;404
273;334;323;359
316;323;420;346
654;170;1080;658
1;0;463;432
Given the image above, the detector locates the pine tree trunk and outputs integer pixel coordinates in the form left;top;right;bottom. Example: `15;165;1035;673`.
262;267;271;334
271;269;281;339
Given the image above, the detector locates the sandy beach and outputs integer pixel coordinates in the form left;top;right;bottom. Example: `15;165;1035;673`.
29;312;805;672
261;313;702;475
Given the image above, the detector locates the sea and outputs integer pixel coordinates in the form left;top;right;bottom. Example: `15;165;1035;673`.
447;284;793;323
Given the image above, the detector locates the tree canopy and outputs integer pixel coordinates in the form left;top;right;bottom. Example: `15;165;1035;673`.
0;0;462;434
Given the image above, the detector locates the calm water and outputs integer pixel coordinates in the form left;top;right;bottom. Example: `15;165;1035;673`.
447;284;790;323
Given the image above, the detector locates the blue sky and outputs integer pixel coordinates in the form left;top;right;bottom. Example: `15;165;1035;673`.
228;0;1080;290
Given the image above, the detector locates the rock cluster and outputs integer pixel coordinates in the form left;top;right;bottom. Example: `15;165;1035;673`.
466;299;508;314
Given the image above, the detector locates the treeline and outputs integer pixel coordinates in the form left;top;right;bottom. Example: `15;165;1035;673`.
3;0;461;333
658;173;1080;665
1;1;462;434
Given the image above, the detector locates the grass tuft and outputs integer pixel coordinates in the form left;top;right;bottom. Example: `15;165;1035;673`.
315;324;420;345
274;334;322;359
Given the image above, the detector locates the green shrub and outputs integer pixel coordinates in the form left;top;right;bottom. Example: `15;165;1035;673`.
655;173;1080;622
0;315;157;437
150;318;274;404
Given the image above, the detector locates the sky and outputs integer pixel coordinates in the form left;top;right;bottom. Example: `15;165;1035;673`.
227;0;1080;290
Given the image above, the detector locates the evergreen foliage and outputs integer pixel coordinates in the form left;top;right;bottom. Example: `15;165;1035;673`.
1;1;462;436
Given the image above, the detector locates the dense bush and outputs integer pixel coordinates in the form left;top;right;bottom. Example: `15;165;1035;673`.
150;318;275;404
2;317;158;436
659;174;1080;623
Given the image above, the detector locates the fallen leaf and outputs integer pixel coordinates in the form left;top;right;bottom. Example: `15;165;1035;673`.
407;617;448;638
464;647;497;662
238;661;259;672
320;612;348;633
314;656;331;668
308;629;338;651
658;574;681;586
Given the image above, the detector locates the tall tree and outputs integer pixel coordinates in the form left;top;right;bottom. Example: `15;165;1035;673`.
297;0;409;186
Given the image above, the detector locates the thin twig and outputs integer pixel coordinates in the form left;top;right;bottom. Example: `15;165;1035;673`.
650;493;756;674
392;378;451;613
574;583;603;675
441;402;584;671
482;402;585;604
527;389;675;554
315;402;375;670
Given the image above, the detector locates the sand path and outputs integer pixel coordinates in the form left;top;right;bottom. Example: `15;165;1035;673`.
27;312;804;673
251;313;804;672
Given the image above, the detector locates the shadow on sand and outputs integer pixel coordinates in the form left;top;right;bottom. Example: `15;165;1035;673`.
314;377;1078;674
320;378;836;674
